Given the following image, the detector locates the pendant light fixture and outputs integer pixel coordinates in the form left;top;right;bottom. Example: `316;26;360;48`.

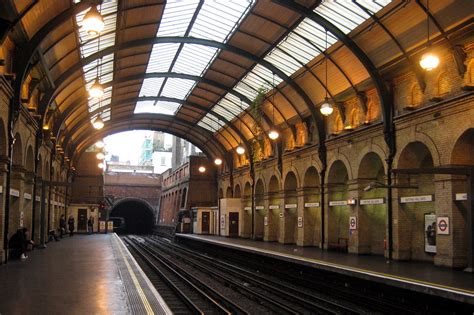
214;158;223;165
96;152;105;160
419;0;439;71
92;115;104;130
320;29;334;117
82;5;104;35
88;14;104;99
268;72;279;140
95;140;105;148
236;111;245;155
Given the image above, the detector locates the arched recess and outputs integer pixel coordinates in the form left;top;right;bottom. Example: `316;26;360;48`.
234;184;241;198
327;160;349;247
449;128;474;266
267;175;281;242
358;152;386;255
283;171;298;244
254;179;265;240
242;182;252;238
397;141;435;262
303;166;321;247
109;198;154;234
225;186;233;198
12;133;23;167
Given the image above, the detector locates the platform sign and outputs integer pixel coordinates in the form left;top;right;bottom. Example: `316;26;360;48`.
297;217;303;228
455;193;467;201
349;216;357;230
400;195;433;204
269;205;279;210
255;206;264;210
35;196;41;202
220;215;225;229
24;193;31;200
10;189;19;197
264;216;268;226
360;198;385;205
437;217;450;235
244;206;251;211
304;202;320;208
285;204;297;209
329;200;347;206
424;214;437;253
0;186;2;194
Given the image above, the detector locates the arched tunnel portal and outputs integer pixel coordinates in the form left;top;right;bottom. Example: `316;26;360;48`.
109;198;154;234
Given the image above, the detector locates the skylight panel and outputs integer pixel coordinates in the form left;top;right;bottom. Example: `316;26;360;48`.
146;43;180;73
134;100;180;115
172;44;218;76
198;114;225;132
265;48;302;76
213;95;247;121
139;78;165;97
160;78;195;100
156;0;200;37
189;1;253;43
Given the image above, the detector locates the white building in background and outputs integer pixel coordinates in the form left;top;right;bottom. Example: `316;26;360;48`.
152;151;172;174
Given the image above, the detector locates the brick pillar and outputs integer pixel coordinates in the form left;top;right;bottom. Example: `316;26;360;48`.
263;194;272;241
266;192;280;241
254;196;265;240
240;197;251;238
434;175;467;268
23;171;35;233
391;186;411;260
9;166;26;239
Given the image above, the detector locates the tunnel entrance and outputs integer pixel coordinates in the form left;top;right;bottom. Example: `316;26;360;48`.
109;198;154;234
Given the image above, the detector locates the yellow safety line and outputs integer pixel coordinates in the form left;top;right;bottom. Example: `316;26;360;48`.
116;237;155;315
183;235;474;296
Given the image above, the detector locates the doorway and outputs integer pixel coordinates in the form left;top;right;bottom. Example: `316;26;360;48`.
78;208;87;231
202;211;210;234
229;212;239;237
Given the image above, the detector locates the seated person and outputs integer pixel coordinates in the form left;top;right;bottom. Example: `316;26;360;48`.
48;229;59;242
9;228;34;261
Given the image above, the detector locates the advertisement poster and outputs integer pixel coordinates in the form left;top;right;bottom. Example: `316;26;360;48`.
424;214;437;253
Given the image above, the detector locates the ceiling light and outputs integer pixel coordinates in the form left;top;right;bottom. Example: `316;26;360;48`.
42;125;49;131
89;78;104;98
420;0;439;71
98;162;104;169
82;6;104;35
268;129;279;140
95;140;105;148
320;98;334;116
419;52;439;71
236;145;245;155
198;166;206;173
214;158;222;165
96;152;105;160
92;115;104;130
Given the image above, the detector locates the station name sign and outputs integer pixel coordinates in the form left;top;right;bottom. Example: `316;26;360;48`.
269;205;280;209
329;200;347;206
244;206;251;211
284;204;297;209
10;189;20;197
360;198;385;205
455;193;467;201
23;193;32;200
304;202;320;208
400;195;433;203
255;206;264;210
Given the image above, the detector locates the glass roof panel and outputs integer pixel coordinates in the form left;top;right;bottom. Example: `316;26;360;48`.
160;78;196;100
134;100;180;115
139;78;165;97
198;113;225;132
145;43;181;73
156;0;200;37
172;44;219;76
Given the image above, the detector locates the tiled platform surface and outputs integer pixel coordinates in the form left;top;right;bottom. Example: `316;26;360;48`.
177;234;474;305
0;234;171;315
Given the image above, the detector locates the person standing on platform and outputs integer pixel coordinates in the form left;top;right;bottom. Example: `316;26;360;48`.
68;216;75;237
59;215;66;238
87;216;94;234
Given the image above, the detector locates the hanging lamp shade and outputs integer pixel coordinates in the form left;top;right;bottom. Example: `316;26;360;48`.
320;97;334;116
92;115;104;130
419;52;439;71
96;152;105;160
89;78;104;98
214;158;223;165
82;6;104;35
236;145;245;155
268;129;279;140
95;140;105;148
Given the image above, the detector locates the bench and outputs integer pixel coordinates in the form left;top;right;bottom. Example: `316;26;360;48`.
328;238;348;252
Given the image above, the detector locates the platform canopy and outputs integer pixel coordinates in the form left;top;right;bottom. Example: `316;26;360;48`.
3;0;471;162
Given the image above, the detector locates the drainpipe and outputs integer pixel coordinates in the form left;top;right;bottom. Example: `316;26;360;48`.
319;166;326;249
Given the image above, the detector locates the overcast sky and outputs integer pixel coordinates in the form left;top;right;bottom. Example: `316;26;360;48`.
104;130;152;164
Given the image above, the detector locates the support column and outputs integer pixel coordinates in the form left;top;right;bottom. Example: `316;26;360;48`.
9;165;26;238
0;157;8;261
347;180;370;254
23;171;34;232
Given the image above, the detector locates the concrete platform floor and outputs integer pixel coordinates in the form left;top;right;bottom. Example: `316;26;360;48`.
177;234;474;304
0;234;133;314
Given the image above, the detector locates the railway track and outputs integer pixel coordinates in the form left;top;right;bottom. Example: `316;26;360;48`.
127;235;365;314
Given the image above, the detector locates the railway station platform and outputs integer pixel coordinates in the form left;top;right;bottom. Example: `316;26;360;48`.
0;234;171;315
176;234;474;305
